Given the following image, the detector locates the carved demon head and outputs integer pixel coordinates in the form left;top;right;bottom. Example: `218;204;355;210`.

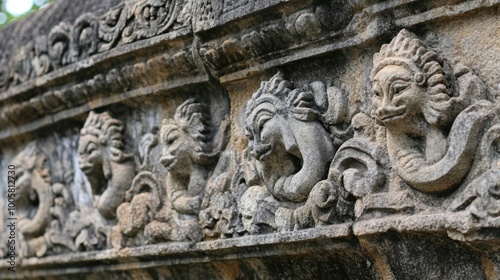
159;99;213;177
371;29;454;133
244;72;335;202
79;111;127;174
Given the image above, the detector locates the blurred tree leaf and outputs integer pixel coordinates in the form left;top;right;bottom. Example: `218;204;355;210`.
0;0;55;27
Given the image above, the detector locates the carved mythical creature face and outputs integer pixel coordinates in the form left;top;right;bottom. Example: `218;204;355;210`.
247;101;297;165
78;134;103;176
160;122;195;176
245;73;337;202
160;99;214;177
372;65;426;130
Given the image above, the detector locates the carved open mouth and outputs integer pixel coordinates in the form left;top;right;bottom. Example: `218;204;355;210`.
252;143;272;161
160;155;177;170
80;164;93;174
377;108;406;124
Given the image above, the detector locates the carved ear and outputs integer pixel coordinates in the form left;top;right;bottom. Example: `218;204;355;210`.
102;158;112;180
323;86;348;126
211;115;230;156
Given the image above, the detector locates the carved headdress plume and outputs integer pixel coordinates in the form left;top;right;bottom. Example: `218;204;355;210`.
245;72;330;127
245;72;293;118
12;142;51;185
372;29;455;126
80;111;129;162
160;99;215;163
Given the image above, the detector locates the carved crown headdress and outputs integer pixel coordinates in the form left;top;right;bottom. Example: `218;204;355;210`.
372;29;455;125
245;72;328;125
160;99;214;162
80;111;129;162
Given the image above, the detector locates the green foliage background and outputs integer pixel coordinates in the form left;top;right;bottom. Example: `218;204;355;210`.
0;0;55;27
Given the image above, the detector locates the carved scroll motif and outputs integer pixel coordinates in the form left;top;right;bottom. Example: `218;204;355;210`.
0;142;82;258
2;0;189;90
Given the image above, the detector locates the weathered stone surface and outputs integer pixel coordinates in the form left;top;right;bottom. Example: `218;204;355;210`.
0;0;499;279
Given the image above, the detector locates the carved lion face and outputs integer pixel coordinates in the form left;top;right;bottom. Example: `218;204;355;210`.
78;134;103;175
372;65;426;130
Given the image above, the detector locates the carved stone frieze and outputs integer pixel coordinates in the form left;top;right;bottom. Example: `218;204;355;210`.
371;29;496;194
0;0;499;278
0;0;191;92
234;72;355;233
0;47;197;131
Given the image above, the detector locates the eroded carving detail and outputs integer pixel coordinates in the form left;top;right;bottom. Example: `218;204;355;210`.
78;111;135;219
245;72;338;202
12;143;53;257
143;99;225;243
371;29;495;193
1;0;190;91
239;72;353;233
0;48;197;129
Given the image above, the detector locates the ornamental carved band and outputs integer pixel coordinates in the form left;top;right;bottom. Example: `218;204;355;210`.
0;0;499;278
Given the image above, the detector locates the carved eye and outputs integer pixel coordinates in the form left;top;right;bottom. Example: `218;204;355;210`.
166;135;178;146
391;81;410;95
372;85;382;98
85;142;98;154
245;130;253;141
256;114;272;133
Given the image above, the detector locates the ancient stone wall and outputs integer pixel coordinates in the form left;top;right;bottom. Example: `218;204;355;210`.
0;0;499;279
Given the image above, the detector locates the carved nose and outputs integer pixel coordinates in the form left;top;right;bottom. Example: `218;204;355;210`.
251;143;271;160
160;155;175;168
375;105;405;121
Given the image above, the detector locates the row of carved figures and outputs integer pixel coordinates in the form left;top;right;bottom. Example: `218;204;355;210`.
2;29;498;258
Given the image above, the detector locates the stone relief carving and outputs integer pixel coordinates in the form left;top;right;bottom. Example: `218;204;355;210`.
111;130;161;248
198;151;242;240
78;111;135;219
197;3;356;73
143;99;226;243
236;72;355;233
0;25;498;264
111;171;163;248
245;73;339;202
111;99;228;247
1;142;86;258
11;143;54;257
1;0;190;91
371;29;497;193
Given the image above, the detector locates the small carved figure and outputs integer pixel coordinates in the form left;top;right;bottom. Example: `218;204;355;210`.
371;29;495;193
78;111;135;219
146;99;221;242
